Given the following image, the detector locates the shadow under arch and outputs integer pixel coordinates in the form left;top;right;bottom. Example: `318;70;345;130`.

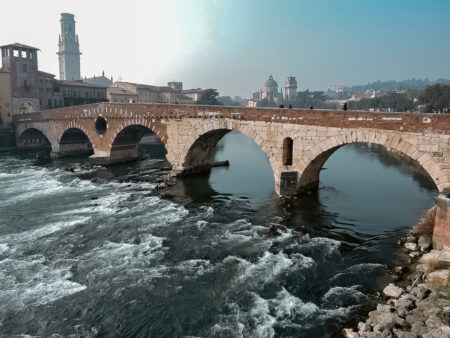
182;127;275;176
58;128;94;157
298;140;439;194
183;129;231;171
110;124;167;164
17;128;52;151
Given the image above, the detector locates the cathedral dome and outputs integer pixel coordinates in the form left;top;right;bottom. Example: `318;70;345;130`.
264;75;278;89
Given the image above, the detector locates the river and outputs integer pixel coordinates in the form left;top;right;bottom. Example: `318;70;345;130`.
0;131;437;337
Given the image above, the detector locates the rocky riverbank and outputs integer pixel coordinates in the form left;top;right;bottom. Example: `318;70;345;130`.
344;206;450;338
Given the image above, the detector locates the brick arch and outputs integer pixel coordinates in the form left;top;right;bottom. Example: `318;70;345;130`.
57;122;97;149
17;125;57;146
108;119;165;150
177;120;276;174
298;131;444;192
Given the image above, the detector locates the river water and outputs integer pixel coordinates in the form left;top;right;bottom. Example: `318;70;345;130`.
0;132;437;337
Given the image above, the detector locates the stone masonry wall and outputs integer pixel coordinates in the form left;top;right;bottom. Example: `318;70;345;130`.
13;103;450;195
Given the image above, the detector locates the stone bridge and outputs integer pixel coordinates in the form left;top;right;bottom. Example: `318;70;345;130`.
14;103;450;197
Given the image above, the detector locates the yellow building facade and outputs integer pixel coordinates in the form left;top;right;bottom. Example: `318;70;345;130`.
0;72;12;127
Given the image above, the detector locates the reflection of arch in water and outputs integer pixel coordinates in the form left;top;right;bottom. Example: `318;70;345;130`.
298;133;440;193
353;143;437;191
110;124;167;163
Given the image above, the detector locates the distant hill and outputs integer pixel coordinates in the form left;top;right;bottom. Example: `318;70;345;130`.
351;78;450;92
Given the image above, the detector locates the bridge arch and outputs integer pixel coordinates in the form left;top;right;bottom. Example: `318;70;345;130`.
58;128;94;157
177;121;276;178
17;127;55;152
109;122;167;163
298;131;444;193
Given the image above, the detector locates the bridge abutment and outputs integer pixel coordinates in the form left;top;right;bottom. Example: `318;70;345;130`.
433;195;450;249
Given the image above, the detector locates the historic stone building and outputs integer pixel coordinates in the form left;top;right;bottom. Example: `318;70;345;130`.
181;88;205;102
0;71;12;127
285;76;298;104
58;13;81;81
83;71;113;87
38;73;107;110
108;81;195;104
248;75;298;107
0;43;40;116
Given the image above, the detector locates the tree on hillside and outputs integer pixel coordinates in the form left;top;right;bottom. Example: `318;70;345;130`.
419;84;450;113
217;96;240;106
257;98;277;107
347;92;415;112
197;89;222;105
293;90;330;109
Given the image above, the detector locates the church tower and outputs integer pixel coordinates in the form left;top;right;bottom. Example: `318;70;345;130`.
58;13;81;81
284;76;298;104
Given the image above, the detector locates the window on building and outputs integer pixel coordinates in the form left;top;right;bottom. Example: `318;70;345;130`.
48;99;52;108
22;79;29;88
13;50;19;57
22;64;27;72
20;50;27;58
282;137;293;166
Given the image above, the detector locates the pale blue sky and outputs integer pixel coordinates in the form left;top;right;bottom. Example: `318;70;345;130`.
1;0;449;97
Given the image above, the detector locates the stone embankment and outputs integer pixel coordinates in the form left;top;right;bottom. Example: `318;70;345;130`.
344;205;450;338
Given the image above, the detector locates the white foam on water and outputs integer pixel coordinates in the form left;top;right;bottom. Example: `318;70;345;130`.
321;285;367;308
195;220;208;231
271;287;319;322
174;259;213;279
0;243;9;255
247;292;276;337
78;234;168;292
224;251;295;287
199;206;214;218
0;256;86;317
289;253;317;271
294;234;341;256
0;217;90;245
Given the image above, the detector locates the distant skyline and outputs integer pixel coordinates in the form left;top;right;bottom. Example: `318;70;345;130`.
1;0;449;97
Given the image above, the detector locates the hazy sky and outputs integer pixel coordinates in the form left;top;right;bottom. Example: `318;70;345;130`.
1;0;450;97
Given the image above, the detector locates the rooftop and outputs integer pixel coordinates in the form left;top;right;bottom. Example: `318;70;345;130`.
108;87;137;96
181;88;205;94
58;80;106;88
0;43;39;50
38;70;56;78
114;81;177;92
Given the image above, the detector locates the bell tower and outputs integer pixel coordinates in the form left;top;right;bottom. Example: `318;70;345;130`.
284;76;298;104
58;13;81;81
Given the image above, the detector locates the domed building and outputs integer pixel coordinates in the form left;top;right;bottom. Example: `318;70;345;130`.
264;75;278;99
248;75;296;107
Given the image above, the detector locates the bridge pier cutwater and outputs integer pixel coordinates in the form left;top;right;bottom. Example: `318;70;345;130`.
14;102;450;245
